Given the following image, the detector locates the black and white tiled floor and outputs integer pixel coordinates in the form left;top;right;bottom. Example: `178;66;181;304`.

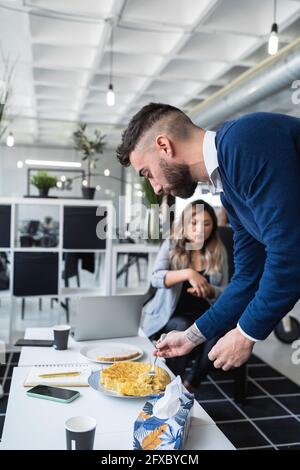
0;352;20;441
1;353;300;450
198;355;300;450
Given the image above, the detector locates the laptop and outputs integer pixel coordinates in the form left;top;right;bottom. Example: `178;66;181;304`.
74;295;145;341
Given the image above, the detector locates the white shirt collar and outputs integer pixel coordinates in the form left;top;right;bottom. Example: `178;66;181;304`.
202;130;223;194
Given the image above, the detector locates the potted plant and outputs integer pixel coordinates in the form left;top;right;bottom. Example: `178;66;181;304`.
31;171;58;197
73;123;106;199
0;57;14;143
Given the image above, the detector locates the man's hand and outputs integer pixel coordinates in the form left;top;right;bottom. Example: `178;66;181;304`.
154;331;196;358
208;327;255;371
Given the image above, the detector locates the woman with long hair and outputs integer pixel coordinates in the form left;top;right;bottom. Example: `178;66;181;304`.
142;199;228;392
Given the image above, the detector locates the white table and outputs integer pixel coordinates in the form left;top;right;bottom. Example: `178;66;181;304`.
19;328;154;367
1;328;235;450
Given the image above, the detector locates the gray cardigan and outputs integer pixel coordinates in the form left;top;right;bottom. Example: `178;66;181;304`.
141;239;228;337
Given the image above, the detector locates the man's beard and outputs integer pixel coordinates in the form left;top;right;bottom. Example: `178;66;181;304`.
160;160;197;199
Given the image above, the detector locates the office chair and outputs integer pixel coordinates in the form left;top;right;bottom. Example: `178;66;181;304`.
116;237;148;287
274;316;300;343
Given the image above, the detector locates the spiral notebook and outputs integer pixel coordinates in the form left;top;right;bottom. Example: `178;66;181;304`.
23;363;92;387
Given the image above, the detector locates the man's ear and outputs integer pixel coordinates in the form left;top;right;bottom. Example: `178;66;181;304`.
155;135;174;159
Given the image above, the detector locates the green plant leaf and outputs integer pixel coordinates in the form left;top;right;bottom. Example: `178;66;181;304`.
72;123;107;184
31;171;58;190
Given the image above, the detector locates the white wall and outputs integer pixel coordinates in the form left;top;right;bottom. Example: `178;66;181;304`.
175;185;222;219
0;144;123;205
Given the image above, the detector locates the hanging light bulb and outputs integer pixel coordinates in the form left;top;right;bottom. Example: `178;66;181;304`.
106;83;115;107
268;0;279;55
268;23;278;55
6;132;14;147
106;24;115;106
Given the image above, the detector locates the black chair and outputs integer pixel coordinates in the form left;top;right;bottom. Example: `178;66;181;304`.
63;253;81;288
117;238;148;287
51;253;81;323
20;220;40;247
51;253;96;322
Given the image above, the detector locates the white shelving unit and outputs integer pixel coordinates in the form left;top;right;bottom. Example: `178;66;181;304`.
0;197;113;343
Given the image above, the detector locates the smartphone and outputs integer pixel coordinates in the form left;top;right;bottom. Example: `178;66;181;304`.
15;339;54;347
26;385;80;403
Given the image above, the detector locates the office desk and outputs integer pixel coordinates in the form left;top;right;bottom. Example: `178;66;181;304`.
19;327;153;367
1;328;235;450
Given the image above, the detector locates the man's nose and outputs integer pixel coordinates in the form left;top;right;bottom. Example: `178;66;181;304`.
153;184;163;195
150;180;163;195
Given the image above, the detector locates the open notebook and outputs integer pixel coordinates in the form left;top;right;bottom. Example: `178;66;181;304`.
24;363;93;387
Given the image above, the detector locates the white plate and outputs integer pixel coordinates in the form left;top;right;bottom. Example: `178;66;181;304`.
80;342;143;364
88;370;163;399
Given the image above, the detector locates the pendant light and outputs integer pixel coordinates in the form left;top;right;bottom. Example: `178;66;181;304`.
106;25;115;106
6;132;14;147
268;0;279;55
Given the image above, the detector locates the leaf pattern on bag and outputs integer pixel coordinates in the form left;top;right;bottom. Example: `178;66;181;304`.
133;436;142;450
142;424;168;450
143;401;154;416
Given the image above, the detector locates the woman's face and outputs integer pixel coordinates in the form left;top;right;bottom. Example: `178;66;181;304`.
185;209;214;244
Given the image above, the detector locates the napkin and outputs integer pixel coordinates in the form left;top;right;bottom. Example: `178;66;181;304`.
133;376;194;450
152;375;182;419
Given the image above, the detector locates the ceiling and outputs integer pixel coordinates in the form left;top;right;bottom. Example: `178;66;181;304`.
1;0;300;148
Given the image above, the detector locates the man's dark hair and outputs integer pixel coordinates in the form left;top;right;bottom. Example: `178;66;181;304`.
116;102;193;167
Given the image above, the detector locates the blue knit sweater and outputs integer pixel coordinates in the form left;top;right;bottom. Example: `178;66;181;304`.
195;112;300;340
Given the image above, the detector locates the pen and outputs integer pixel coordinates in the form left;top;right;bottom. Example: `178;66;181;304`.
38;371;81;378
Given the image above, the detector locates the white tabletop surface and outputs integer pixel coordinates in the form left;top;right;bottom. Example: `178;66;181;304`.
1;367;234;450
1;328;235;450
20;328;152;367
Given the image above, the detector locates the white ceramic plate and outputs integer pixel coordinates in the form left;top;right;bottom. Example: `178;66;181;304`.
88;370;163;399
80;342;143;364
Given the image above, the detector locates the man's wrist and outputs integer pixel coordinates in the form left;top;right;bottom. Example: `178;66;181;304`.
185;323;206;346
237;323;258;343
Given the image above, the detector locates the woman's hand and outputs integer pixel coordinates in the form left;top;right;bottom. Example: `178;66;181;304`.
187;269;214;298
187;286;215;298
154;330;196;358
